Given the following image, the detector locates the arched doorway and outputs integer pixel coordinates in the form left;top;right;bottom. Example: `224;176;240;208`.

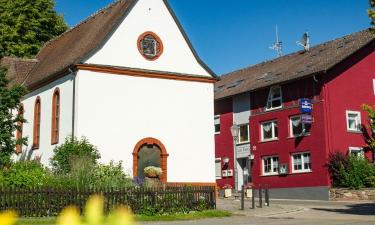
133;138;168;182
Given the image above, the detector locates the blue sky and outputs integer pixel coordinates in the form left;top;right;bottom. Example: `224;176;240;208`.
55;0;371;75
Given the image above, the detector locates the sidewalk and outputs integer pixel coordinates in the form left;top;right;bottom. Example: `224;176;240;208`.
216;198;305;217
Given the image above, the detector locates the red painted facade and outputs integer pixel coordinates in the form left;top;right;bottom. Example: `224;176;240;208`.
215;43;375;191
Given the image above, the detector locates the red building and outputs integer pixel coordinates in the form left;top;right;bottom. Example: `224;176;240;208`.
214;30;375;200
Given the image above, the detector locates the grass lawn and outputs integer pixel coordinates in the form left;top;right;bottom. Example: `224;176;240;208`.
17;210;232;224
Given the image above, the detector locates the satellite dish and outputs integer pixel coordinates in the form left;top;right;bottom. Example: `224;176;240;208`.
297;32;310;51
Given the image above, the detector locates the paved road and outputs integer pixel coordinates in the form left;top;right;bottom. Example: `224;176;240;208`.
142;199;375;225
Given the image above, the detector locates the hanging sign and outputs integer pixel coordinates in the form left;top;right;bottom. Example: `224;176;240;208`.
301;114;313;124
300;98;313;114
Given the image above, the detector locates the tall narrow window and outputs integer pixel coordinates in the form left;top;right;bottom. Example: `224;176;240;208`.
16;104;24;154
33;97;41;149
266;86;282;110
51;88;60;145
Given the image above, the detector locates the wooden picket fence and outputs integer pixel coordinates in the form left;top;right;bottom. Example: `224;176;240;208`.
0;185;216;217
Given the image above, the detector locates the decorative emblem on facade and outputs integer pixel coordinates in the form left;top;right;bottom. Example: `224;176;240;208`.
137;32;163;61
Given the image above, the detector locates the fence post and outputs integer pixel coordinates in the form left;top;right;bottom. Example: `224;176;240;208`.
251;187;255;209
240;185;244;210
265;187;270;207
259;186;262;208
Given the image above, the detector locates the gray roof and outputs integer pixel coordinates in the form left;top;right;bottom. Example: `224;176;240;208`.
215;29;375;100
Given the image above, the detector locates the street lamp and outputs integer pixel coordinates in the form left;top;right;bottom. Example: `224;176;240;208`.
230;124;239;192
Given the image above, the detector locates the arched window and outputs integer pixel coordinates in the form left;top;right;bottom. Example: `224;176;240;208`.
51;88;60;145
16;104;24;154
33;97;41;149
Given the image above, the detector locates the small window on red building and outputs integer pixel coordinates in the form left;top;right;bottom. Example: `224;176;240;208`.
291;152;311;173
266;86;282;110
262;156;279;176
290;115;311;137
214;115;221;134
261;120;278;141
51;88;60;145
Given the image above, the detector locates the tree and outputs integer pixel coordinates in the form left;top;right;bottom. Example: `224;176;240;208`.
0;66;27;168
0;0;67;58
362;104;375;151
370;0;375;28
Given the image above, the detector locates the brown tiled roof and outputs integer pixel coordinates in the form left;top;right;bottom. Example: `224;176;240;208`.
23;0;136;89
0;57;38;87
215;29;375;100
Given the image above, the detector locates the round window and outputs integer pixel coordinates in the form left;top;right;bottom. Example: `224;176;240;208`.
137;32;163;61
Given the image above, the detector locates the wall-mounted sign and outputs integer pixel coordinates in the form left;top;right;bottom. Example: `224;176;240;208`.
300;98;313;114
236;144;250;158
301;114;313;124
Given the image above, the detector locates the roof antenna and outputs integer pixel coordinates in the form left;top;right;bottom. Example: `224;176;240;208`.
269;25;283;57
297;32;310;51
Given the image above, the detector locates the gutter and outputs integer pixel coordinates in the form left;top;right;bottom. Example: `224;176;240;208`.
69;67;77;138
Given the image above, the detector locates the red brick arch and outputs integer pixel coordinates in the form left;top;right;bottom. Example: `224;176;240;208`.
133;137;169;182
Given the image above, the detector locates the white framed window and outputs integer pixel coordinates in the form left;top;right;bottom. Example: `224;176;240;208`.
261;120;278;141
238;124;249;143
346;111;361;132
262;156;279;176
214;115;220;134
349;147;364;158
266;86;282;110
290;115;311;137
291;152;312;173
215;158;222;179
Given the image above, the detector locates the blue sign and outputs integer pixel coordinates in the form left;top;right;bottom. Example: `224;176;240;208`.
300;98;312;114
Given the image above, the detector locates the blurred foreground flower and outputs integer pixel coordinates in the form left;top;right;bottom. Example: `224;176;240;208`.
56;195;135;225
0;211;17;225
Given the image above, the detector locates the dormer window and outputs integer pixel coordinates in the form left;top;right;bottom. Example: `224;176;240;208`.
266;86;282;110
137;32;163;61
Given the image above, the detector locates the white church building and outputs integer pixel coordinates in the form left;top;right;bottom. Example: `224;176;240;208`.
2;0;217;184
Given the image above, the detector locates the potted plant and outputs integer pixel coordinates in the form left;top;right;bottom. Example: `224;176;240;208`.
223;184;233;198
144;166;163;178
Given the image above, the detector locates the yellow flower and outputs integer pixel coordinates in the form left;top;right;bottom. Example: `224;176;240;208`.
85;195;104;225
0;211;17;225
107;207;135;225
56;206;81;225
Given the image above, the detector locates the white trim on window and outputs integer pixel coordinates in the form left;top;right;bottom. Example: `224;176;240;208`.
349;147;364;158
291;152;312;173
346;110;361;132
266;86;283;111
262;155;279;176
238;124;250;144
261;120;278;141
214;115;221;135
289;115;311;137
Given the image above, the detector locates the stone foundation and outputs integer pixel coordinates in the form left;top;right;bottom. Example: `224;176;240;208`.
330;188;375;201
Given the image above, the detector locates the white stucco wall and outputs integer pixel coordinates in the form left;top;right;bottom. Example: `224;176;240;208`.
74;70;215;183
85;0;211;77
13;75;74;166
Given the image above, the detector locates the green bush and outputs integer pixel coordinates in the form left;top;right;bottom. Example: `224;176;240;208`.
340;156;375;189
50;136;100;174
92;161;133;188
0;161;50;188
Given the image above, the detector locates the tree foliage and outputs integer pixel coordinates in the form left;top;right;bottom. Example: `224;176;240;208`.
370;0;375;28
0;67;27;168
362;104;375;151
0;0;67;58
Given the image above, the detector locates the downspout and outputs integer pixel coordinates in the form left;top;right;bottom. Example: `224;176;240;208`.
69;67;77;138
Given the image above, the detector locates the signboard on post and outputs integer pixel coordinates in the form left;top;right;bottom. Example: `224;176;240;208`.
301;114;313;124
300;98;312;114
